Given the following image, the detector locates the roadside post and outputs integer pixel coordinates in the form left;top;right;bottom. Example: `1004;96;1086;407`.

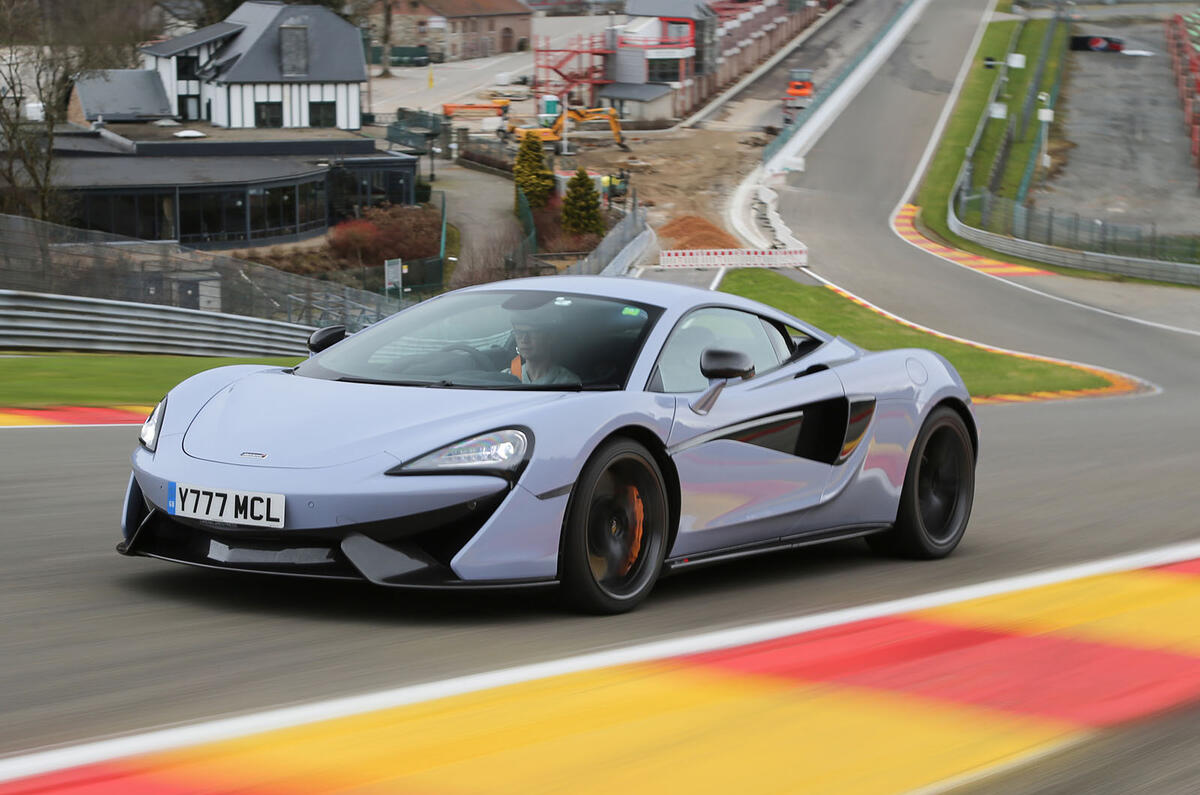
385;258;404;299
1038;105;1054;177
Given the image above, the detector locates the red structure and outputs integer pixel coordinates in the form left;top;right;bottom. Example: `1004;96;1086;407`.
533;33;612;106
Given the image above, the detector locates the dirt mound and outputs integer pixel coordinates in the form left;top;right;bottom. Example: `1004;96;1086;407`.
658;215;742;250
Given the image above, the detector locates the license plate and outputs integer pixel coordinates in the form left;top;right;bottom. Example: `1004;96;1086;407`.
167;481;285;528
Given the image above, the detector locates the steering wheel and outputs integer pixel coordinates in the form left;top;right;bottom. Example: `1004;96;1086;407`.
439;343;494;371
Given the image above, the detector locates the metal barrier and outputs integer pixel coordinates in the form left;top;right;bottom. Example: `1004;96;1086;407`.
763;0;919;163
0;214;401;333
0;290;312;356
563;192;648;276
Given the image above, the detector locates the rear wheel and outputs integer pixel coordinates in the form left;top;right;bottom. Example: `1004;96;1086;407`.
561;439;669;614
868;406;975;559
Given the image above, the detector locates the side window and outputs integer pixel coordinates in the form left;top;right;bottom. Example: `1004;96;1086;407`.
654;308;783;393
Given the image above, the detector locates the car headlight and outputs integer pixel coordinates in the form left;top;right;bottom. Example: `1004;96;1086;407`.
139;398;166;452
389;429;530;476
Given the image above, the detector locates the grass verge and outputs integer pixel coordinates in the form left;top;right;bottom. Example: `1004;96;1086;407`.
720;269;1111;397
0;353;302;408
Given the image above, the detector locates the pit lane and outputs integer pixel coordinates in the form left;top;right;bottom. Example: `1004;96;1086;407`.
3;0;1200;784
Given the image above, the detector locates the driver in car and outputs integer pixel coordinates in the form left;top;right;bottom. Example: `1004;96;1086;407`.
508;303;581;386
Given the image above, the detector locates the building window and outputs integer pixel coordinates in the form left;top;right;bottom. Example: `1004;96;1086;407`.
418;20;427;34
176;55;199;80
488;19;494;31
647;59;680;84
309;101;337;128
254;101;283;128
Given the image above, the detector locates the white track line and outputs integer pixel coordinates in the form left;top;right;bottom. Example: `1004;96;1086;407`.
3;539;1200;783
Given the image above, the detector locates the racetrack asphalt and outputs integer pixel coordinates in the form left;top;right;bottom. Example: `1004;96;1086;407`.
3;1;1199;788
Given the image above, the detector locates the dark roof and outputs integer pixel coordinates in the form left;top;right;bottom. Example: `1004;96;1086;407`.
73;70;173;121
141;21;244;56
215;2;366;84
54;152;417;189
54;155;323;188
422;0;532;18
624;0;715;20
597;82;673;102
140;2;365;84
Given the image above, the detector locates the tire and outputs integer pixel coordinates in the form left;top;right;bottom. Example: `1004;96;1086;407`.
867;406;975;559
561;438;670;614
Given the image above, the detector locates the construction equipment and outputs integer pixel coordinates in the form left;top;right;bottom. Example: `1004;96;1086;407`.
441;99;510;119
501;106;630;152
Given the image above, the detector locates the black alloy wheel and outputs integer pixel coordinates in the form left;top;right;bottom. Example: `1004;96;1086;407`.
562;438;669;614
868;406;975;559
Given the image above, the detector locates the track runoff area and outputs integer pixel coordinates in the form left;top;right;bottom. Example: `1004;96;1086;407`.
3;541;1200;793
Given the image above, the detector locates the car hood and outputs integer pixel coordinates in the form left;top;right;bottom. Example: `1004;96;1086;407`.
182;370;567;469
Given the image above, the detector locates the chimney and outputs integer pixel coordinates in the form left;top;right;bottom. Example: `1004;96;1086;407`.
280;22;309;76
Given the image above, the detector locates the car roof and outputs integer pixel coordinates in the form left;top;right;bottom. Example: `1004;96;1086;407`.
460;275;783;316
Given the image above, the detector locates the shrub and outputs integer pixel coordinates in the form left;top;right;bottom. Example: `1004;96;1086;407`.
512;133;554;211
561;166;605;236
328;219;380;265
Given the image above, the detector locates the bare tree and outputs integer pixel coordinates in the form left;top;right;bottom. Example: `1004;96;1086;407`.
0;0;158;221
378;0;392;79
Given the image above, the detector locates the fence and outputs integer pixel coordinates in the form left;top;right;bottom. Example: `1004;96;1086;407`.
458;134;513;173
508;187;539;276
0;214;402;333
563;191;649;275
1016;28;1069;202
763;0;919;163
956;189;1200;275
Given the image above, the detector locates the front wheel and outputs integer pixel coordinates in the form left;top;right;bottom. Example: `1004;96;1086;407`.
561;438;669;614
868;406;975;559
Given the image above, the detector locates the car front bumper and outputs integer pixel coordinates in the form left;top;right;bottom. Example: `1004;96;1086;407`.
119;442;566;587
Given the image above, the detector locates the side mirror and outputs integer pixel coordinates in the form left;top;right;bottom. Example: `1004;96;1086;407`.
307;325;346;354
700;348;755;380
691;348;755;415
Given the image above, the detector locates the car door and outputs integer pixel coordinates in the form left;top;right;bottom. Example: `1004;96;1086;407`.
653;307;846;558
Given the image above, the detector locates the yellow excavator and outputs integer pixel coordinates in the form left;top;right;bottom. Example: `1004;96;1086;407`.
501;106;630;152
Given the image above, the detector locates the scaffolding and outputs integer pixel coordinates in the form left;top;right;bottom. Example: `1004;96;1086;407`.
533;33;613;107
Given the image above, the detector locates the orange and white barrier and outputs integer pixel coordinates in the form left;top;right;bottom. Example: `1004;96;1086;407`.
657;247;807;269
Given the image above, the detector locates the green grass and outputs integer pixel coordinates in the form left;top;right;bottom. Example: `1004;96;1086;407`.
0;353;303;408
720;270;1110;397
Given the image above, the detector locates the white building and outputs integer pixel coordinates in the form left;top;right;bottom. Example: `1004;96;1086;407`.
138;1;366;130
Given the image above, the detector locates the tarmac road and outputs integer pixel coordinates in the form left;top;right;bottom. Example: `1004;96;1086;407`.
3;3;1199;788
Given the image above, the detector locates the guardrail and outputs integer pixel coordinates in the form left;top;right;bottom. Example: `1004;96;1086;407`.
763;0;919;163
0;290;313;357
946;200;1200;286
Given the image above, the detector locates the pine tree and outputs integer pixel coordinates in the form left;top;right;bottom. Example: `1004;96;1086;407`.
561;167;605;237
512;133;554;212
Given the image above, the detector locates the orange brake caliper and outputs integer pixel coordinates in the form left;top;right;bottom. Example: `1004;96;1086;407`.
620;486;644;575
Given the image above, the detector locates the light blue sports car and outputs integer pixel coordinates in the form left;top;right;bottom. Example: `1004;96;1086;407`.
119;275;977;613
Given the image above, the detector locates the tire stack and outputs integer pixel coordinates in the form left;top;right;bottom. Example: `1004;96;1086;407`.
1166;13;1200;171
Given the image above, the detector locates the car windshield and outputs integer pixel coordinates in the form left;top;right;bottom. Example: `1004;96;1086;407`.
294;289;662;390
